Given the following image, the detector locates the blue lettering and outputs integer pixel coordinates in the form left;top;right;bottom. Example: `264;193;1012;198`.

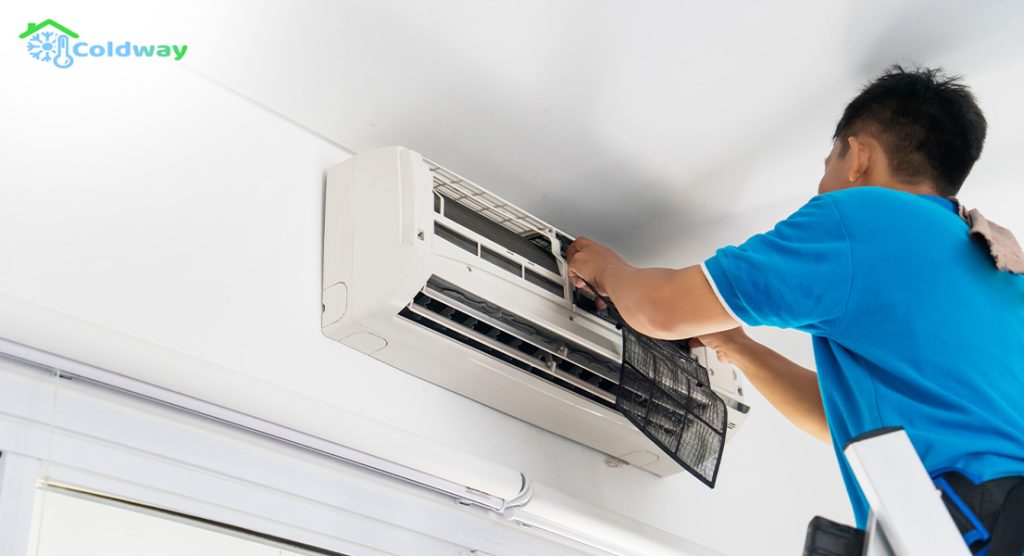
62;39;188;62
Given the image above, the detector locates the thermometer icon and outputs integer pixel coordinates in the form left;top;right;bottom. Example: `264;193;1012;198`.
54;34;73;69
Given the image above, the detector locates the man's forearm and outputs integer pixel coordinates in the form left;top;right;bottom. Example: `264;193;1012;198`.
724;337;831;443
598;263;738;340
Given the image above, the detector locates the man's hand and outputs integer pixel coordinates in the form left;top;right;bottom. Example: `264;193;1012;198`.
692;327;831;443
690;327;752;365
566;236;630;308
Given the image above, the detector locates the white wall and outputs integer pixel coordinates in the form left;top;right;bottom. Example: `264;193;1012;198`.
0;3;865;555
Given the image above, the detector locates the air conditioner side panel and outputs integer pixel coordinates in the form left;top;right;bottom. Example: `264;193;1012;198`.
322;146;433;339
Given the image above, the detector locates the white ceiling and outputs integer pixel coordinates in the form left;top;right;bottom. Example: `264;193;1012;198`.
157;0;1024;265
22;0;1024;264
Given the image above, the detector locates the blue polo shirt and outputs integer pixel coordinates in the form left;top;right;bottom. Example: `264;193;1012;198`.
702;186;1024;528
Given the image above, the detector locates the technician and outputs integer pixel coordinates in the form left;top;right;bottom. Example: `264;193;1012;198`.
567;66;1024;555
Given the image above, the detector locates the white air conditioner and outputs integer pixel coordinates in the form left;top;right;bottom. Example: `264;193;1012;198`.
322;146;749;477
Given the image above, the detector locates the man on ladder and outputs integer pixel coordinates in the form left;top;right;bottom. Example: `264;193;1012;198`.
567;66;1024;555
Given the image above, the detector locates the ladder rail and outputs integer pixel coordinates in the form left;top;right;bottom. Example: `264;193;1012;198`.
844;427;971;556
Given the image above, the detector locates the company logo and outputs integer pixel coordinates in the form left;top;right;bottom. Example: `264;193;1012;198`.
20;19;188;69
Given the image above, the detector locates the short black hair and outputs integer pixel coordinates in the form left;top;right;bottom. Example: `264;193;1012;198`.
833;65;987;197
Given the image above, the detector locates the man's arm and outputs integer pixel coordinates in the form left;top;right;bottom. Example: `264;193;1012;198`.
600;263;740;339
565;236;830;442
697;328;830;443
566;237;738;340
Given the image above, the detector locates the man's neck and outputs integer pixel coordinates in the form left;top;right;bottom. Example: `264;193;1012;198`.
877;181;943;197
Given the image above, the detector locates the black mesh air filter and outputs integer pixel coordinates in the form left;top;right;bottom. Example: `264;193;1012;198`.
616;323;728;487
576;281;728;487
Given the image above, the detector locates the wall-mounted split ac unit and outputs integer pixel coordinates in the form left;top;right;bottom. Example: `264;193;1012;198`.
321;146;749;477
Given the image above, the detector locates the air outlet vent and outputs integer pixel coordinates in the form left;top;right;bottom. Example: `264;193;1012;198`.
397;277;744;442
399;277;620;408
399;276;752;416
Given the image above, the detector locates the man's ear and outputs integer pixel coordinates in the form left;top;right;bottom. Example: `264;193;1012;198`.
846;136;870;183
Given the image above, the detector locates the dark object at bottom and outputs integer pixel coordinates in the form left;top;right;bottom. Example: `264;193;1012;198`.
935;471;1024;555
803;516;865;556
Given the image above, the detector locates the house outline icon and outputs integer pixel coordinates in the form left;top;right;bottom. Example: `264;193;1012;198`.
19;19;79;39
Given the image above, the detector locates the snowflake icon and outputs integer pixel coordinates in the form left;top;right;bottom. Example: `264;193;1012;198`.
26;31;60;63
20;20;79;69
